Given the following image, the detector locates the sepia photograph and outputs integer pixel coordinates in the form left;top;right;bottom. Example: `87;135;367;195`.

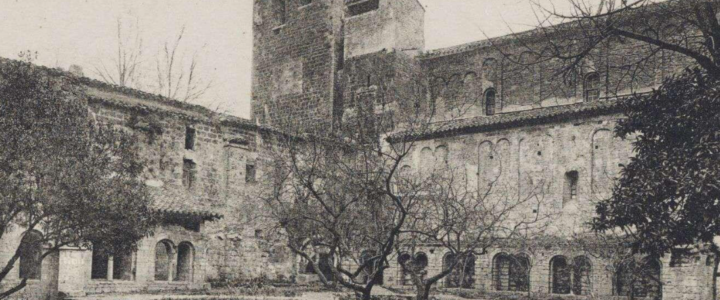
0;0;718;299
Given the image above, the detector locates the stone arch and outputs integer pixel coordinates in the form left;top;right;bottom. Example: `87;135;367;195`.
614;258;662;298
519;133;554;200
430;76;446;101
550;255;571;294
492;252;530;292
572;256;592;295
19;230;43;280
478;141;495;194
444;252;476;288
484;88;497;116
494;139;513;191
583;72;601;101
591;129;613;195
435;145;449;166
176;242;194;282
518;51;540;105
154;239;175;281
482;57;498;82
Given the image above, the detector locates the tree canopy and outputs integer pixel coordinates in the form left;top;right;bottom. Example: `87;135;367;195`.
593;67;720;256
0;55;154;298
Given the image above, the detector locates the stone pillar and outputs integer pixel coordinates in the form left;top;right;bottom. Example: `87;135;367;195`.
57;247;90;298
107;255;114;281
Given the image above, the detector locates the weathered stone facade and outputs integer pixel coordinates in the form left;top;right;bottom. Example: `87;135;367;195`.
1;1;718;299
251;1;718;299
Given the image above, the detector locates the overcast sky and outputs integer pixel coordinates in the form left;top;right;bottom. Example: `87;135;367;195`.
0;0;596;118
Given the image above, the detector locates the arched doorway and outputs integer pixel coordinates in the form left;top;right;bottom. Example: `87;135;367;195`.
444;253;476;288
176;242;194;282
154;240;175;281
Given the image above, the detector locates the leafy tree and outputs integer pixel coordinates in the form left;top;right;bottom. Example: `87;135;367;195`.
0;54;154;298
593;67;720;259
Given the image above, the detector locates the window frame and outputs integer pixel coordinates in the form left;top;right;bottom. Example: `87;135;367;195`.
584;72;601;102
485;88;497;116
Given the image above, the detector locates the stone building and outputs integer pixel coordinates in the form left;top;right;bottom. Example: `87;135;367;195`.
251;0;717;299
0;0;717;299
0;64;294;299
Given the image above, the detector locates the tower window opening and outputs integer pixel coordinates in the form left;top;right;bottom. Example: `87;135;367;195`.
347;0;380;17
563;171;579;206
185;126;196;150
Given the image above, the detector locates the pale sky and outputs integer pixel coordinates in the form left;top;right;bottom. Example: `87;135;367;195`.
0;0;595;118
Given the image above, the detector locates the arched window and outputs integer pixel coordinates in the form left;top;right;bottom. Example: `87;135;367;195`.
482;58;498;82
493;253;530;292
444;253;476;288
573;256;592;295
584;73;600;102
176;242;194;282
485;88;497;116
615;259;662;298
19;231;43;280
551;256;571;294
154;240;175;281
435;145;449;166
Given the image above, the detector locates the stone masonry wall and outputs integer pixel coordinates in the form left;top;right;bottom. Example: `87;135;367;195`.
252;0;343;130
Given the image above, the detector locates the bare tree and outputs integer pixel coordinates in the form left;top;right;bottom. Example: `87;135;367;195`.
396;156;555;300
155;26;213;103
94;17;144;89
259;66;462;299
525;0;720;81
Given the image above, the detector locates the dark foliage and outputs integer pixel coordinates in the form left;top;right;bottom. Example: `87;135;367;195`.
0;56;155;297
593;67;720;256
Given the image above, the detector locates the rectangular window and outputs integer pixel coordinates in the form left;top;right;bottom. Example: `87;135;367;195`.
185;126;196;150
246;163;256;183
563;171;579;207
347;0;379;16
183;159;196;189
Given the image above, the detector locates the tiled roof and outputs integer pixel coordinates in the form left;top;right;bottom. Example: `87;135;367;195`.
149;186;223;220
388;97;634;142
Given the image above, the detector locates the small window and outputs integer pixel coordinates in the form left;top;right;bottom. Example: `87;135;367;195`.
584;73;600;101
182;159;197;189
485;89;496;116
563;171;579;206
185;126;196;150
347;0;380;16
273;0;287;25
299;0;312;6
246;163;256;183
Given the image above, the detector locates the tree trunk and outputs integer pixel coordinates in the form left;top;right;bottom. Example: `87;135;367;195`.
415;283;430;300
